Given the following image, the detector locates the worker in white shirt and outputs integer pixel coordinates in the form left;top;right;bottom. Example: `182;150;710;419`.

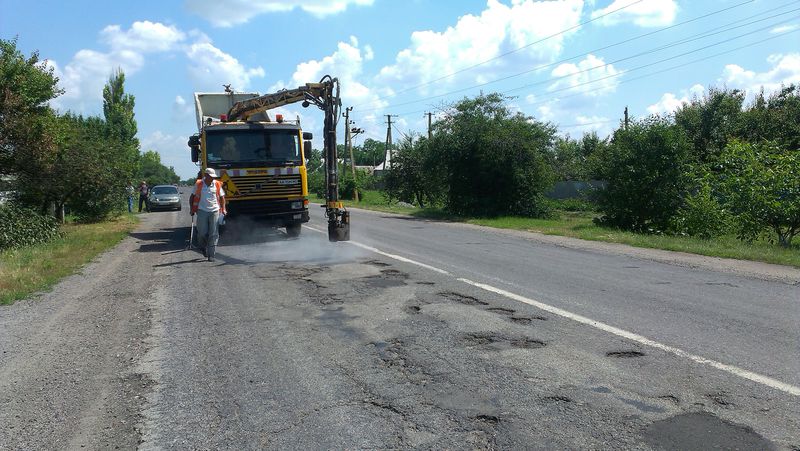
189;168;226;261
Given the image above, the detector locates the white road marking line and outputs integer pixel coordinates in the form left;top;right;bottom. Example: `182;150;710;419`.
302;225;800;397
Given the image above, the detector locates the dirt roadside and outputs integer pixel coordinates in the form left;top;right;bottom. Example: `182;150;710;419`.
0;214;171;449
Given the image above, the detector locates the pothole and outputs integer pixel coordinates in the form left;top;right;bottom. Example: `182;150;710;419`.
405;305;422;314
644;412;774;450
486;307;515;316
707;392;734;407
606;350;645;358
439;291;489;306
462;332;545;350
657;395;680;405
543;395;572;403
366;260;391;267
473;414;500;425
363;276;407;288
380;269;408;278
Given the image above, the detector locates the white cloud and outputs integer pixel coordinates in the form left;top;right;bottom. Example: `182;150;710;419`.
172;95;193;122
646;83;704;114
771;24;798;34
49;21;187;113
548;54;621;97
720;53;800;96
374;0;584;98
185;42;265;91
50;48;145;113
265;36;387;150
560;114;612;135
591;0;677;27
185;0;375;27
100;21;185;53
283;36;386;112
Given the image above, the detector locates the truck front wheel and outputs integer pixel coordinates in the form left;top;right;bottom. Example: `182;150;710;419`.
286;223;302;238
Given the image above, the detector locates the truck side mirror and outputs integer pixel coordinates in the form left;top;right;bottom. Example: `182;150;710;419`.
302;132;313;140
304;140;313;156
188;135;200;163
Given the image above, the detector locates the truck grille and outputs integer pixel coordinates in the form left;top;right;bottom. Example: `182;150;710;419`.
229;174;302;198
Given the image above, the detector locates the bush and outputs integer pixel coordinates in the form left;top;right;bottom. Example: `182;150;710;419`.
594;116;691;232
717;140;800;247
546;198;597;212
339;168;374;200
0;204;62;250
433;93;556;217
671;183;731;238
308;171;325;198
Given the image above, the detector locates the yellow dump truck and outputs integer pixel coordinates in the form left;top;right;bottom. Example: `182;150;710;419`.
188;76;349;241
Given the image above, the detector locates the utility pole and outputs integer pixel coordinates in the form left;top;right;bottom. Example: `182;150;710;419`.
384;114;397;170
426;112;433;141
343;107;359;201
624;106;629;130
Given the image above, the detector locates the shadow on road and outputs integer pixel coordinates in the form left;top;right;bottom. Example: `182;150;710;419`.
130;227;189;254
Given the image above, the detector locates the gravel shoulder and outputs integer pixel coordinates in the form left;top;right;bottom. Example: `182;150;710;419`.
0;214;169;449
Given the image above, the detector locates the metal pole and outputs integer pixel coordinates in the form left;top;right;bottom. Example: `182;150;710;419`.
345;107;359;202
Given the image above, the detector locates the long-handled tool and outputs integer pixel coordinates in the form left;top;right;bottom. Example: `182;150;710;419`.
186;214;195;250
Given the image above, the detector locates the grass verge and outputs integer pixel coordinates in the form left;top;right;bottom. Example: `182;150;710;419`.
314;190;800;268
0;214;138;305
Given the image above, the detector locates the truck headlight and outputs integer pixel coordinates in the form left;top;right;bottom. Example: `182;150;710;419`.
291;201;302;209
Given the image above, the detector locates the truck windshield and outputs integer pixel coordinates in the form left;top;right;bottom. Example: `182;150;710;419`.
206;130;300;166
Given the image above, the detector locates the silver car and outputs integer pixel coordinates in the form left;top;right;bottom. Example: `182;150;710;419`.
147;185;182;211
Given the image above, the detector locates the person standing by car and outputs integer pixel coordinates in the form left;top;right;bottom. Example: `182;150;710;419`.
190;168;226;262
138;181;149;212
126;182;135;213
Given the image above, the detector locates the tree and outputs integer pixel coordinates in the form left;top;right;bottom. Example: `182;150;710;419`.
103;68;139;181
16;112;123;222
550;135;583;181
139;150;180;186
305;147;322;172
383;135;441;207
738;84;800;153
354;138;386;166
674;86;744;164
594;116;692;232
718;140;800;247
0;38;62;200
432;93;556;217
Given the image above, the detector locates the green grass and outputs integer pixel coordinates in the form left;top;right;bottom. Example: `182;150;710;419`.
317;190;800;268
0;214;138;305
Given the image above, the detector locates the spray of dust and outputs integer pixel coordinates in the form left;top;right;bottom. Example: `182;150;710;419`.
215;215;366;264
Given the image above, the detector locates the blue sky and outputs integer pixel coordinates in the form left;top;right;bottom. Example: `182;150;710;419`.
3;0;798;179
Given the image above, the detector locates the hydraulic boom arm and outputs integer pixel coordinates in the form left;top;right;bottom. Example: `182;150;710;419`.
224;75;350;242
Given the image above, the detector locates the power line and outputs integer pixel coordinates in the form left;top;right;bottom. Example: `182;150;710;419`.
353;0;646;107
392;26;799;118
505;13;798;95
358;2;796;113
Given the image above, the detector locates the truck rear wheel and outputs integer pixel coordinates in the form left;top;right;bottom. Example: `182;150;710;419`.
286;223;302;238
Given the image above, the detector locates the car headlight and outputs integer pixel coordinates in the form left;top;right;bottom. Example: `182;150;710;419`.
291;201;302;209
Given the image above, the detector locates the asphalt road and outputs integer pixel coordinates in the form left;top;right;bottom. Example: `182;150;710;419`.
0;195;798;449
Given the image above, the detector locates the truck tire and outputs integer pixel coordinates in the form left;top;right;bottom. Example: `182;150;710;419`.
286;223;302;238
